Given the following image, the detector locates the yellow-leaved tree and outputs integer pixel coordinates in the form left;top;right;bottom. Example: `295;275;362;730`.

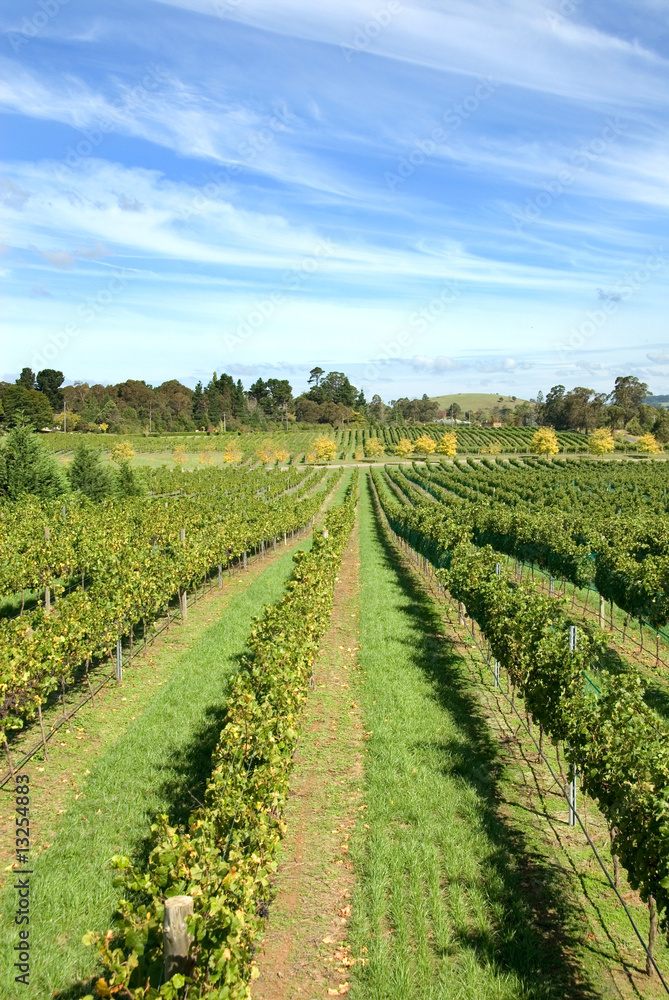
354;446;364;461
274;447;290;464
364;437;384;459
312;436;336;462
255;439;276;464
172;445;188;467
638;432;662;454
223;443;243;464
395;438;413;458
111;441;135;464
531;427;559;456
589;428;615;458
436;431;457;456
414;434;437;458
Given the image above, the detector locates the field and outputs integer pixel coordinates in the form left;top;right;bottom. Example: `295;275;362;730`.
2;458;669;998
428;391;531;414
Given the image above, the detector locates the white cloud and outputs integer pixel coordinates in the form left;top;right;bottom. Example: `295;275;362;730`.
154;0;669;105
411;355;466;372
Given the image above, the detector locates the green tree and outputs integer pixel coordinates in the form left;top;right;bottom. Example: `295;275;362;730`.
192;382;208;429
116;461;145;497
68;442;114;500
0;426;66;498
1;385;53;428
16;367;36;390
610;375;648;424
36;368;65;409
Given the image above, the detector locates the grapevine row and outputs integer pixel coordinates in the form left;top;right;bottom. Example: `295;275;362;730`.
371;468;669;935
0;467;336;737
86;472;359;999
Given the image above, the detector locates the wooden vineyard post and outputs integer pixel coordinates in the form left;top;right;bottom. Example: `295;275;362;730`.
273;535;277;551
458;602;466;626
218;564;223;587
494;660;500;688
647;894;657;976
37;704;50;761
180;591;188;622
599;594;605;627
116;639;123;681
164;895;194;979
284;531;287;545
180;528;186;544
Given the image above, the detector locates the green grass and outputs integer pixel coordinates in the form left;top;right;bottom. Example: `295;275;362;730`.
349;473;604;999
429;392;530;414
0;532;320;1000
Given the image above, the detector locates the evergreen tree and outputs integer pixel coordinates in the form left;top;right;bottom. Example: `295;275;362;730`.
116;461;145;497
16;367;36;390
0;426;66;498
192;381;208;429
36;369;65;409
68;441;114;500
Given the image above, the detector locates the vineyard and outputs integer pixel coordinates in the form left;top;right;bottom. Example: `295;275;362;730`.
2;459;669;999
42;424;602;467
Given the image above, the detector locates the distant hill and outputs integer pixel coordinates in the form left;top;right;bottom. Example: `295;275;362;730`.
645;395;669;409
429;392;530;414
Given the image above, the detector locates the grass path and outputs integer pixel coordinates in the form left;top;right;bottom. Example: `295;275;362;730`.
0;525;329;1000
349;471;611;1000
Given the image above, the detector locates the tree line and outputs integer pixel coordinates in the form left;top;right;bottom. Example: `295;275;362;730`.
1;367;664;439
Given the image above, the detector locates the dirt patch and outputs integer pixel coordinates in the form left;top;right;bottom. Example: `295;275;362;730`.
253;521;363;1000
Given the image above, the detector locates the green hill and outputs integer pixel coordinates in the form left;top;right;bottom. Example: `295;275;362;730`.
429;392;530;415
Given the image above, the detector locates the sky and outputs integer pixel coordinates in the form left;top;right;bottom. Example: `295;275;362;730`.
1;0;668;401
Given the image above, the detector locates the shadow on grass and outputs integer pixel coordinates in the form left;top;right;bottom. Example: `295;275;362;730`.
366;478;628;1000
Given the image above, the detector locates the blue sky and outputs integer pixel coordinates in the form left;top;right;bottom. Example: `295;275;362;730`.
1;0;668;400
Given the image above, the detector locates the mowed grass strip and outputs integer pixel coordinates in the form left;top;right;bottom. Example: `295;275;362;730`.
0;532;319;1000
349;473;594;1000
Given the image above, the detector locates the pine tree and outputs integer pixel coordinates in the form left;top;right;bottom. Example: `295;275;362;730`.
68;442;115;500
0;426;66;498
192;382;208;429
116;461;145;497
